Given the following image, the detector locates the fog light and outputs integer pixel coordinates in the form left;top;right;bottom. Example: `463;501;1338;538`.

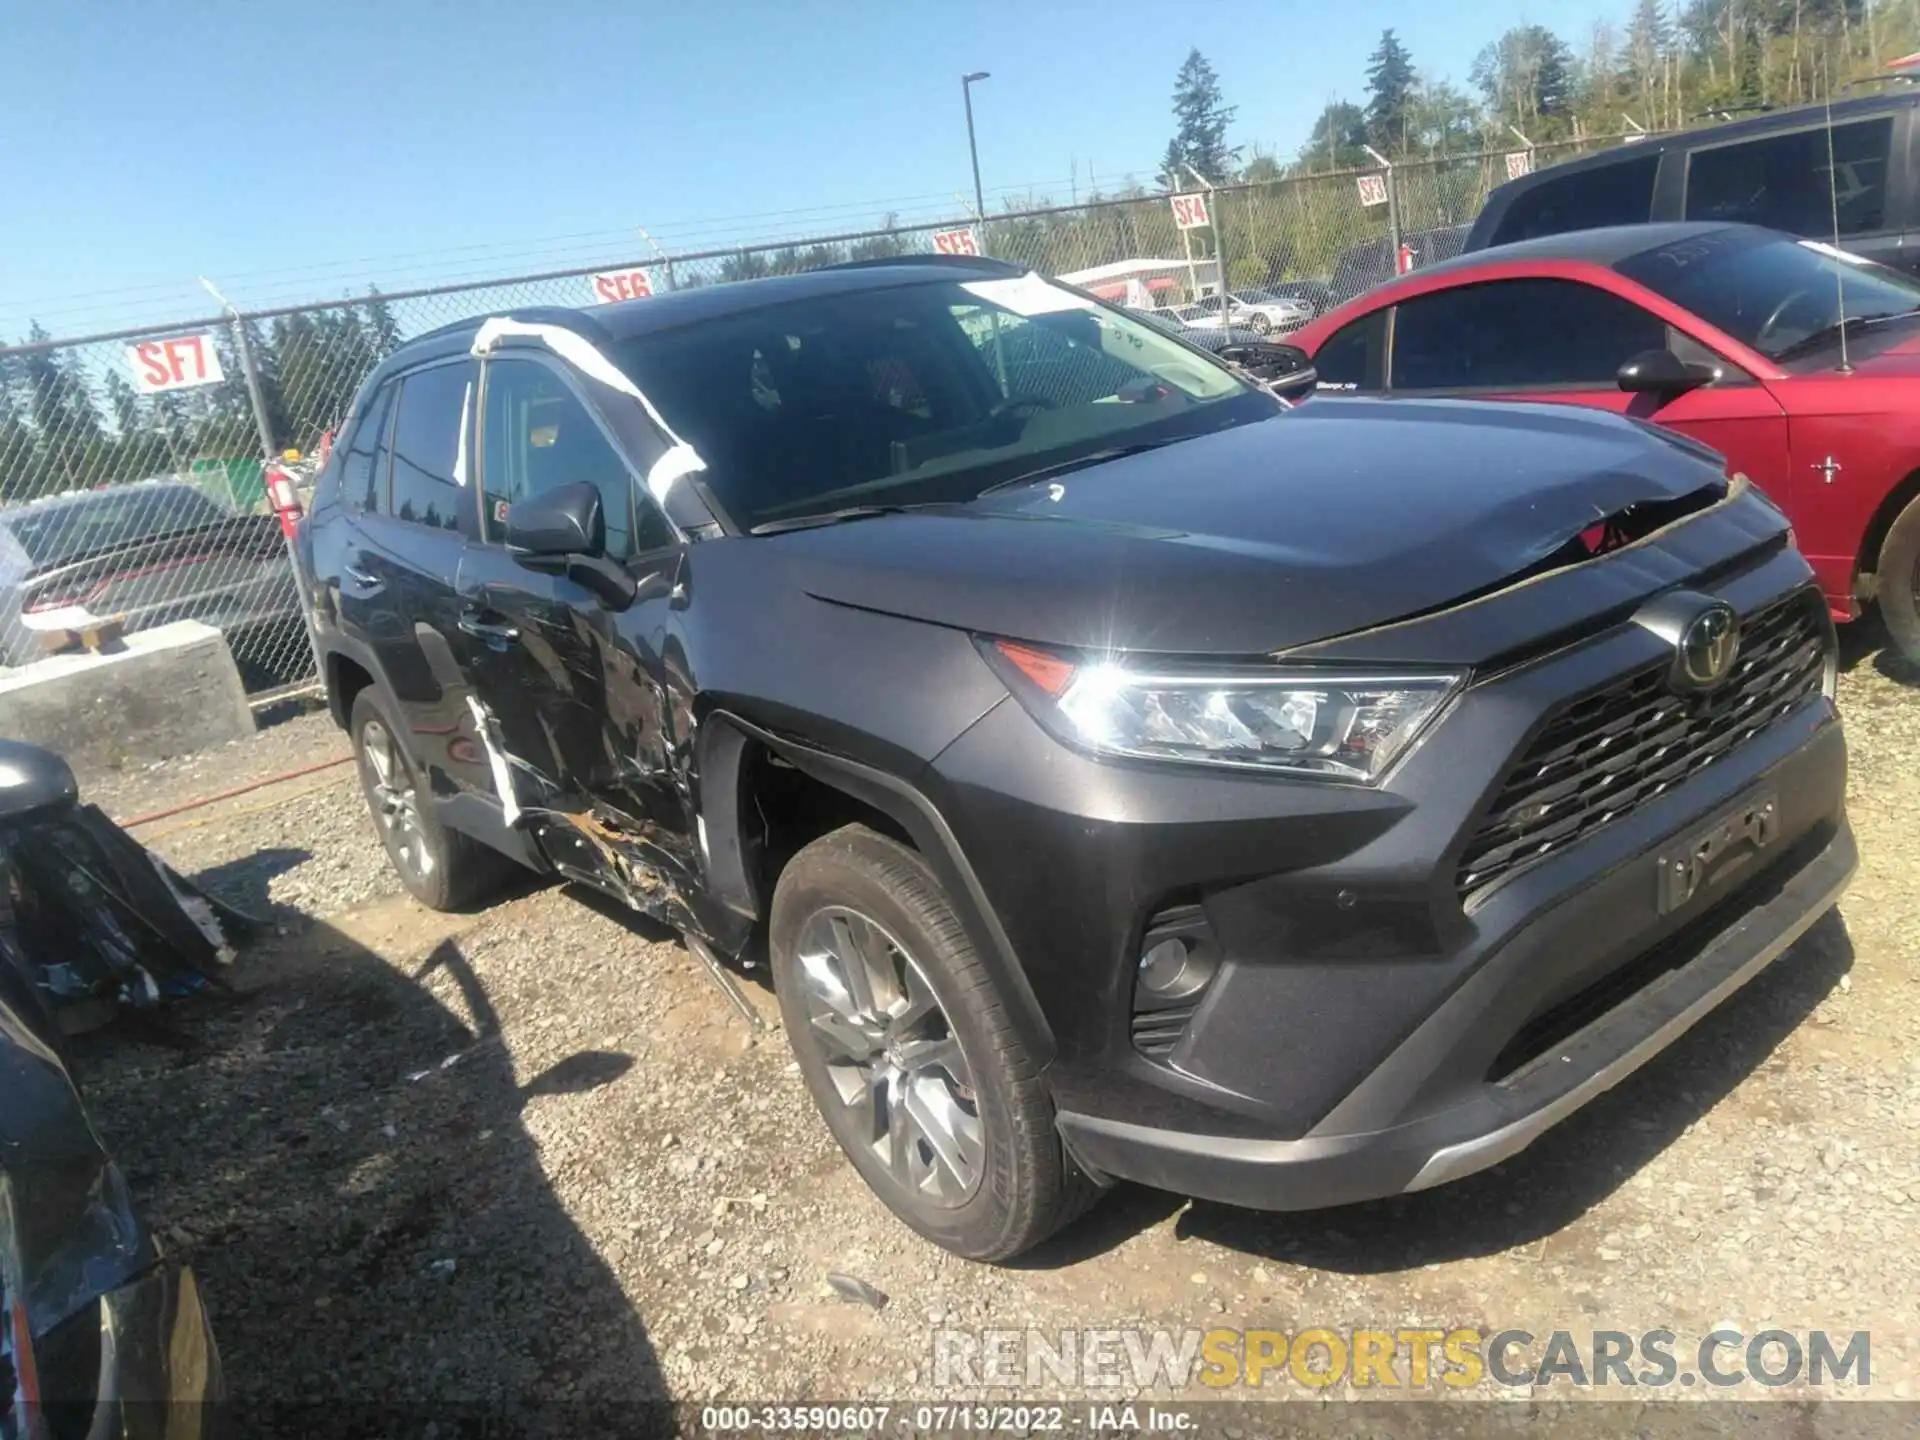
1133;904;1219;1008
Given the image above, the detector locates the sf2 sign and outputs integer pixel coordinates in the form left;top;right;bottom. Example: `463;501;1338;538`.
127;333;226;395
932;227;981;256
1505;150;1533;180
1170;193;1211;231
589;268;655;304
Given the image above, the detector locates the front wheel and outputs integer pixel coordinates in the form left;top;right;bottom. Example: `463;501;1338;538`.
1877;494;1920;671
351;688;514;911
770;825;1099;1261
1247;312;1273;334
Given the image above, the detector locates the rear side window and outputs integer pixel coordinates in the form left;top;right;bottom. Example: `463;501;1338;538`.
1490;155;1659;246
1311;311;1386;392
1391;279;1666;390
1685;117;1894;237
340;382;396;513
388;362;475;531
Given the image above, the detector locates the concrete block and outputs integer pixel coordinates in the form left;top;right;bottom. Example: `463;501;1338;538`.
0;620;254;781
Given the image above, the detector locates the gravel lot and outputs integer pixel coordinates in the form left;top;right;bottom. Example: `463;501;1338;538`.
63;632;1920;1435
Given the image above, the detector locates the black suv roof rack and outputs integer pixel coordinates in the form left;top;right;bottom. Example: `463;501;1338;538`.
819;252;1025;277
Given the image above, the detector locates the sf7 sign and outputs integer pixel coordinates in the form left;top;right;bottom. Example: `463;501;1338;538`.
1170;193;1211;231
127;332;226;394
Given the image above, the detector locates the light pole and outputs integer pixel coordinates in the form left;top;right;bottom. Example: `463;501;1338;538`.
962;71;990;221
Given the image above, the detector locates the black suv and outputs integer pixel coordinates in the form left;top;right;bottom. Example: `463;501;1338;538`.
297;256;1853;1261
1468;91;1920;273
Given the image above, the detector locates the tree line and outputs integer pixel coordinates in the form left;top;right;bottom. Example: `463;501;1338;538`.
0;295;402;505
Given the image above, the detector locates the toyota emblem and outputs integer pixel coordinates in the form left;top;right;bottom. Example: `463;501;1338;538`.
1675;602;1739;692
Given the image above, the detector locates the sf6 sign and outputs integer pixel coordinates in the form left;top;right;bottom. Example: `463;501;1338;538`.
589;268;655;304
126;332;226;394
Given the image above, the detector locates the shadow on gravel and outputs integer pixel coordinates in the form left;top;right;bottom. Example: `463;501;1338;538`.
68;914;667;1437
191;846;312;917
1170;910;1854;1274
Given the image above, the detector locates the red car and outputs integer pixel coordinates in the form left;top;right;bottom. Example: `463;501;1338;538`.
1291;221;1920;663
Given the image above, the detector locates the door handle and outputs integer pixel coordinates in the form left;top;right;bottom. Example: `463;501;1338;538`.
343;563;382;591
458;612;522;645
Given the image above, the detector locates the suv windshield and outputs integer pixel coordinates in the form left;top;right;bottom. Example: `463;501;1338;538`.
1617;228;1920;362
609;273;1266;530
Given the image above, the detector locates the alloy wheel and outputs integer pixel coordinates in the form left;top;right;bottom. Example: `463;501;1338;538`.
360;718;433;880
793;905;983;1207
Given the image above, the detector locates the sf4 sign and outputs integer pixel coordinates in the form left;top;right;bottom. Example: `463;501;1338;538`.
589;268;655;304
1170;192;1211;231
932;227;980;256
1356;174;1389;207
127;332;225;395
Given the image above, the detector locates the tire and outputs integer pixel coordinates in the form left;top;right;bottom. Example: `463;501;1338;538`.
770;824;1099;1261
1248;312;1273;334
1879;494;1920;669
350;688;513;911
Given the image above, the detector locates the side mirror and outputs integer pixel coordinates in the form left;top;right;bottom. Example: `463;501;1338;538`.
1220;342;1318;401
505;483;641;610
505;482;605;560
1617;348;1719;398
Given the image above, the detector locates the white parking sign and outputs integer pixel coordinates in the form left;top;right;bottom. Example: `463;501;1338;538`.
1356;174;1388;207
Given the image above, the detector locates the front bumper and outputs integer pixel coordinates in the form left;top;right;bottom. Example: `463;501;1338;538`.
924;546;1850;1211
1056;816;1852;1210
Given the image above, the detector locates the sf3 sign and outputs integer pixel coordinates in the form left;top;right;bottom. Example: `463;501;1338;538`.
932;227;981;256
589;268;655;304
1356;174;1389;207
1170;193;1211;231
126;332;226;394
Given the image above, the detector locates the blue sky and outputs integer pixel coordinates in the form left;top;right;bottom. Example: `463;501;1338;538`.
0;0;1598;336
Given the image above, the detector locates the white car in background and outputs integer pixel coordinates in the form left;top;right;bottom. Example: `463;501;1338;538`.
1179;289;1315;334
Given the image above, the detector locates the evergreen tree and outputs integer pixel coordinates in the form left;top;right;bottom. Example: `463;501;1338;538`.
1364;30;1418;153
364;287;403;358
1300;100;1371;171
1161;49;1238;184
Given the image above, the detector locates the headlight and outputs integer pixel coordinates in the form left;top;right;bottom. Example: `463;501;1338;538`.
984;638;1462;783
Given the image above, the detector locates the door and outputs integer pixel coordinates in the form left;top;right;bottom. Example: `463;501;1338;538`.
454;354;692;909
1386;277;1793;505
371;359;486;796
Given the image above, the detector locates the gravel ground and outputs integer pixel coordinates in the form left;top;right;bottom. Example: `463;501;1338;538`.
61;634;1920;1435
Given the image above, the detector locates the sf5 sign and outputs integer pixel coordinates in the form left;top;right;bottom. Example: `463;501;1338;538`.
932;227;980;256
127;332;226;394
1170;193;1211;231
589;268;655;304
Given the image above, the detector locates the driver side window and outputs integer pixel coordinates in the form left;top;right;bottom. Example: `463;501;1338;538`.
479;359;672;560
1390;279;1667;391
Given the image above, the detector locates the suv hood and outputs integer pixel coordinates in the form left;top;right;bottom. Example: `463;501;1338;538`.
771;398;1733;655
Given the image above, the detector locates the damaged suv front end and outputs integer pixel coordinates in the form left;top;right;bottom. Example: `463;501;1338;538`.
886;398;1851;1210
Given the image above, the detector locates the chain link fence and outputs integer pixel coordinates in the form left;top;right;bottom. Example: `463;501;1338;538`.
0;134;1638;713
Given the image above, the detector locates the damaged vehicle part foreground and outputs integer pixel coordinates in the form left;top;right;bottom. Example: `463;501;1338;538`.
1;931;222;1438
297;257;1852;1260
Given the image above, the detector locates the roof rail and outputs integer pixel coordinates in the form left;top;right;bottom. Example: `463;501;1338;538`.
1690;102;1775;122
818;253;1026;277
408;305;612;349
1841;72;1920;96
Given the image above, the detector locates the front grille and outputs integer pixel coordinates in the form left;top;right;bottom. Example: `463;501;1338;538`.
1131;1004;1197;1058
1456;590;1829;898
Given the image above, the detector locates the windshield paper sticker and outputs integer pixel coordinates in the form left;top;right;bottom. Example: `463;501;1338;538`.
960;275;1093;317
